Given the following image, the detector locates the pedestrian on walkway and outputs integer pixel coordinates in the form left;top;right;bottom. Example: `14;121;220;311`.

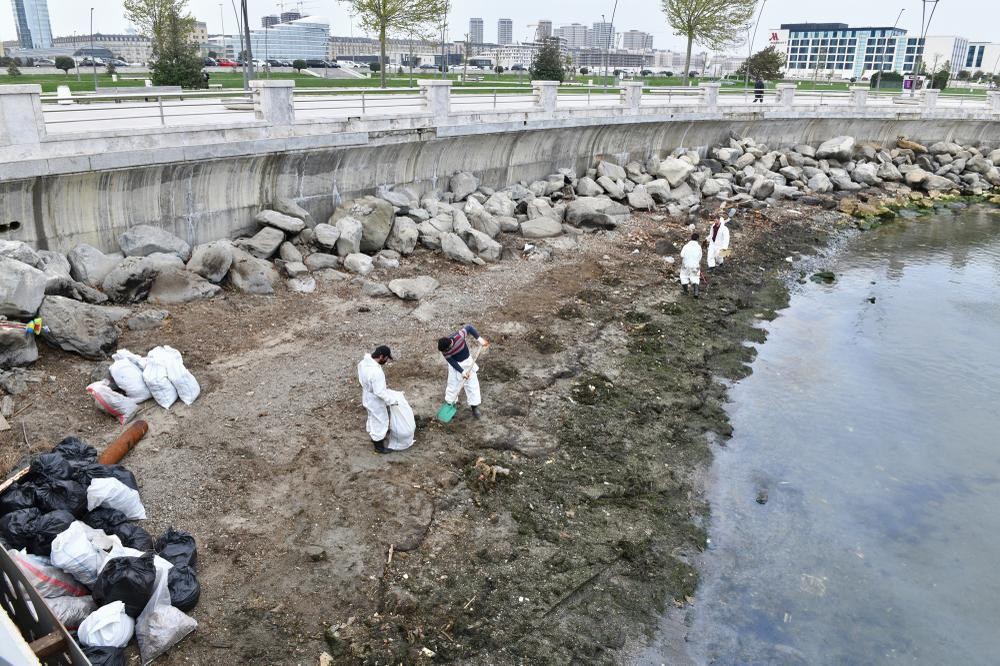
754;77;765;103
357;345;398;454
438;324;489;418
680;233;703;299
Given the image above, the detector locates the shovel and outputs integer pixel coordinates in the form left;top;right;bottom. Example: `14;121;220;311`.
436;343;487;423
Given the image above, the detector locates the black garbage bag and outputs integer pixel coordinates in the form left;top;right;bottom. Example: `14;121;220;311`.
26;453;73;482
82;507;130;531
73;463;139;491
0;507;41;549
93;552;157;618
53;437;98;463
26;510;75;556
81;645;127;666
32;479;88;516
116;522;155;551
167;564;201;612
0;484;37;516
155;528;197;569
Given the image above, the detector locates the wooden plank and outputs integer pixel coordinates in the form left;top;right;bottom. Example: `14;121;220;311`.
29;631;65;658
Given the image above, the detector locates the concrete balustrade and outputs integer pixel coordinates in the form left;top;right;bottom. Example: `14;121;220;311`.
250;80;295;125
418;79;452;123
0;84;46;147
620;81;644;112
776;83;796;109
849;86;869;111
989;91;1000;112
924;89;940;111
532;80;559;114
699;82;721;110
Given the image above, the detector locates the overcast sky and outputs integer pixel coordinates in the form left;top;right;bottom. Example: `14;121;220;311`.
2;0;995;53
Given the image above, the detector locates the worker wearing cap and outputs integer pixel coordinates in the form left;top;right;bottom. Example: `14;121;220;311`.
357;345;398;454
438;324;489;419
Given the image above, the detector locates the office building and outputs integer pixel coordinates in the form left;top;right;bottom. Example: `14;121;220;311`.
651;49;708;74
590;22;614;50
469;18;483;44
619;30;653;51
51;33;153;63
262;15;280;29
497;18;513;45
11;0;53;49
280;11;302;24
534;20;552;42
555;23;589;49
574;49;646;69
217;16;329;61
965;42;1000;73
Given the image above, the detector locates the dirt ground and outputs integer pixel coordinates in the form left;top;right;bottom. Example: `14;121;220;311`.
1;204;840;665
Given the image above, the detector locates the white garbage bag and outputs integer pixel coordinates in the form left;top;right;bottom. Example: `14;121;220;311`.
87;477;147;520
148;346;200;406
7;549;89;598
136;554;197;664
50;522;122;587
112;348;147;369
142;357;177;409
77;600;135;648
109;358;152;403
86;381;139;425
385;389;416;451
47;594;98;630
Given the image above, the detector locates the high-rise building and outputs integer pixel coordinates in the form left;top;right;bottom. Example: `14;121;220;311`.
280;11;303;24
11;0;53;49
262;15;279;29
535;20;552;42
497;18;513;45
469;17;483;45
555;23;589;49
590;22;615;50
619;30;653;51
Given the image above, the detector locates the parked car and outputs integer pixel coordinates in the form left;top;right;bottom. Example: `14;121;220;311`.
266;59;283;67
35;58;55;66
510;64;526;71
110;59;128;67
418;63;439;71
329;62;341;68
640;70;653;76
203;57;217;67
216;58;237;67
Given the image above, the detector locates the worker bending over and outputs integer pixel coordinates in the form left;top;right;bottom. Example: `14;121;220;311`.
357;345;397;454
438;324;489;419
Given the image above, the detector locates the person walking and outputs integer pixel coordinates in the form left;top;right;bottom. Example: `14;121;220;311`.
680;232;703;298
438;324;489;419
357;345;398;454
706;206;731;270
754;77;765;103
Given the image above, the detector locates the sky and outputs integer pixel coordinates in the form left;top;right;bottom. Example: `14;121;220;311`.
1;0;997;54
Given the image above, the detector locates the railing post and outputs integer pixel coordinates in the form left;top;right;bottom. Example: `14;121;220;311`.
923;88;940;112
418;79;452;124
250;79;295;125
620;81;644;113
849;85;869;111
0;84;46;147
987;91;1000;113
532;80;559;114
775;83;796;109
699;82;720;110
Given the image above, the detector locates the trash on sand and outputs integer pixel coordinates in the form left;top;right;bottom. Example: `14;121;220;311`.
87;477;147;520
48;594;98;629
87;380;139;424
7;548;89;598
136;554;198;663
77;600;135;648
93;552;157;617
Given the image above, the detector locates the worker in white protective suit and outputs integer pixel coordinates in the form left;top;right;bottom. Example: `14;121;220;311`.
357;345;398;454
680;232;703;299
706;206;731;269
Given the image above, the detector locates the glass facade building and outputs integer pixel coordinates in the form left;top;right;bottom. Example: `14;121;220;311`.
223;17;330;61
497;19;513;45
11;0;53;49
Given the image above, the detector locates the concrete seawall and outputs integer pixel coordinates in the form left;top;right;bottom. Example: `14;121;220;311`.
4;114;1000;253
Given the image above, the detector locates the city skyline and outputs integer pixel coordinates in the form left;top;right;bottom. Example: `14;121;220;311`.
2;0;999;55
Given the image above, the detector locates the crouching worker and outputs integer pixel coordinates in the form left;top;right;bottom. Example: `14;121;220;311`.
438;324;489;419
357;345;415;454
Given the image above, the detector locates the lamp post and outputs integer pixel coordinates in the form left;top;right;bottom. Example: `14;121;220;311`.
74;31;81;81
744;0;768;91
89;8;99;90
241;0;254;83
876;8;905;95
911;0;940;95
219;4;225;59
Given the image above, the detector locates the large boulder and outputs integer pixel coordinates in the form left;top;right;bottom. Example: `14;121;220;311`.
807;172;834;194
236;226;285;259
575;177;604;197
37;250;71;282
118;225;191;261
749;178;775;200
0;328;37;369
656;157;695;187
67;244;124;288
187;241;233;283
627;186;655;210
102;254;183;303
527;198;559;221
386;217;419;255
645;179;671;203
0;258;47;318
520;217;563;238
148;269;223;305
565;197;629;231
279;241;303;264
923;173;957;192
379;190;415;208
464;198;501;238
484;192;516;218
596;176;625;199
440;233;482;265
303;252;340;271
904;167;930;187
852;162;881;185
966;155;993;175
39;296;129;360
255;209;305;235
450;172;479;201
331;197;395;253
0;240;41;268
228;248;278;294
344;253;374;276
388;276;439;301
272;197;313;226
333;218;361;256
313;223;343;252
43;276;108;305
596;160;627;181
464;228;502;262
816;136;856;162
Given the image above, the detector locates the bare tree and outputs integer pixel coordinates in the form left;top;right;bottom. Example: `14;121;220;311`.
340;0;449;88
123;0;195;54
661;0;757;86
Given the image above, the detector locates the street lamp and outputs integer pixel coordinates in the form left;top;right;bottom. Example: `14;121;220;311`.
875;8;905;96
219;4;225;59
89;8;98;90
745;0;768;91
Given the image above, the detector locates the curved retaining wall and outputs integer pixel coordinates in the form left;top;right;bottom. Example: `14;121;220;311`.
4;114;1000;252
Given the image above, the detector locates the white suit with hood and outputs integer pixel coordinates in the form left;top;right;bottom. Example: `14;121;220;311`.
707;217;730;268
357;354;395;442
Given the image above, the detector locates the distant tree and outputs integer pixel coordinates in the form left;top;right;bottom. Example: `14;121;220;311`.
579;66;589;75
931;60;950;90
869;71;903;88
736;45;785;80
665;70;674;77
529;39;565;82
956;69;971;81
293;59;307;73
55;56;75;75
207;50;218;59
0;56;12;67
125;0;202;88
397;65;404;74
494;65;505;79
972;69;985;81
339;0;448;88
661;0;757;86
7;64;21;77
369;60;381;73
106;62;117;76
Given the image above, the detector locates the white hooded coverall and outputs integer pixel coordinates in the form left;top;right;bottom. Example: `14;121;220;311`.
706;218;730;268
680;240;703;285
357;355;394;442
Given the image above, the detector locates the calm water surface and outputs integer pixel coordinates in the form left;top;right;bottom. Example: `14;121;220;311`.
665;207;1000;664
